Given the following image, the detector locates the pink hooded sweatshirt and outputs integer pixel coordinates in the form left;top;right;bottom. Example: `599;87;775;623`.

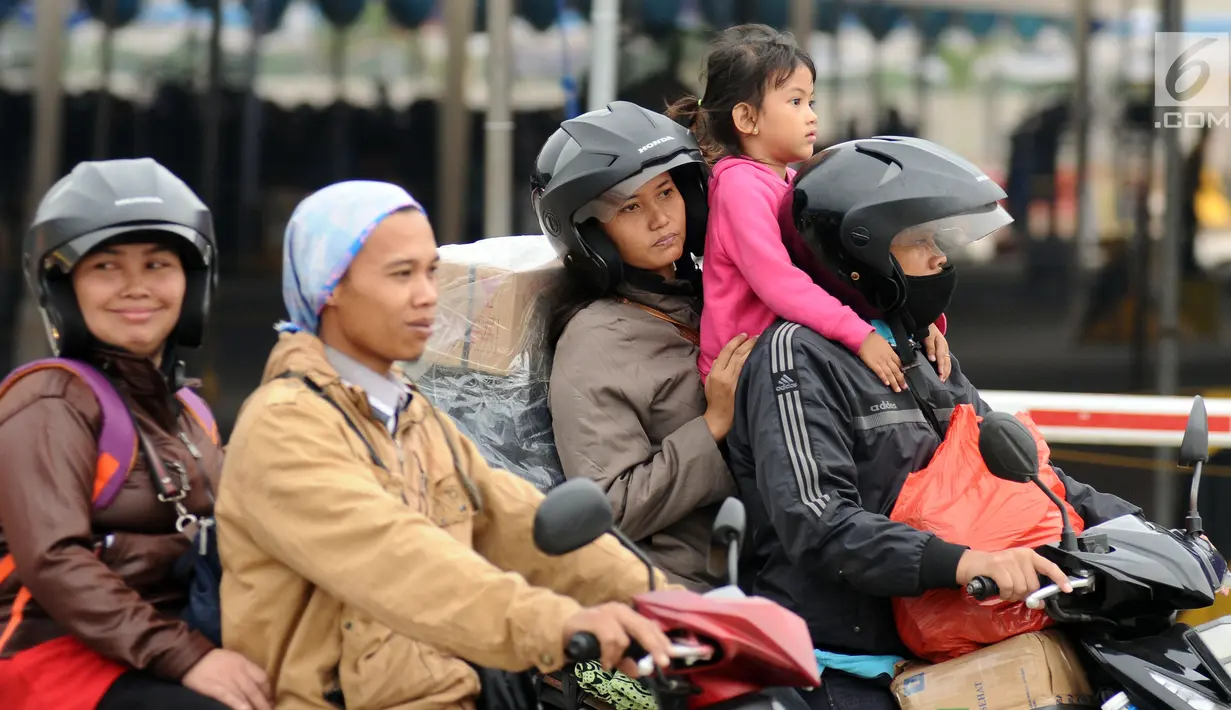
698;157;876;380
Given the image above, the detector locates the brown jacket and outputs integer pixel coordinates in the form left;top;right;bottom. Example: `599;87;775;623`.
217;332;660;710
549;282;737;591
0;348;221;680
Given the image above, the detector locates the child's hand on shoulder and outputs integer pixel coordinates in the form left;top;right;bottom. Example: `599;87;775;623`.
924;324;951;382
858;332;905;393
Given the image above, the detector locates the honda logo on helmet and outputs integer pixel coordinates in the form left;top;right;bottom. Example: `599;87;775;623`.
638;136;675;153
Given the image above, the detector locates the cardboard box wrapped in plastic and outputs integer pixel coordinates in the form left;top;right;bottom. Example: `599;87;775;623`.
407;235;567;492
890;630;1096;710
424;234;564;377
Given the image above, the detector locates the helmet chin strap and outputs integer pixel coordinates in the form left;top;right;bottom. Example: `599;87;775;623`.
886;310;924;366
162;342;188;390
885;310;954;436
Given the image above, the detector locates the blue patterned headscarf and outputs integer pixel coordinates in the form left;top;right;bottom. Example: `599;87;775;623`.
276;181;424;334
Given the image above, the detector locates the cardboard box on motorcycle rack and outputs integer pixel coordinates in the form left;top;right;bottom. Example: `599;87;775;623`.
420;234;564;378
402;235;568;493
891;630;1097;710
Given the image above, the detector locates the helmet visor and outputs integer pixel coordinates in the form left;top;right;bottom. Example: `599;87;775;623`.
42;224;213;274
889;204;1013;259
575;153;697;224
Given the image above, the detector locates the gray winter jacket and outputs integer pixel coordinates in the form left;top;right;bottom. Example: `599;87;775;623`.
550;281;737;591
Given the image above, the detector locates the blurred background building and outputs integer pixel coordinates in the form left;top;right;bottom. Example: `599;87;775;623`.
2;0;1230;534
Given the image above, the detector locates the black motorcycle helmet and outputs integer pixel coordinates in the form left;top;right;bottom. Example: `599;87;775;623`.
786;136;1012;359
531;100;708;293
25;158;217;358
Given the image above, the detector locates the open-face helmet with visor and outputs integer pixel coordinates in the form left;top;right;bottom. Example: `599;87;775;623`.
24;158;217;358
785;136;1012;356
532;101;708;293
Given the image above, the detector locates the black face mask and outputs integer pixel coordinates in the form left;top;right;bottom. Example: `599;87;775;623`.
902;264;956;337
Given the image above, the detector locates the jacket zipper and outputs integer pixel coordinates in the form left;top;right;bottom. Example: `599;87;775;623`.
177;431;215;553
380;422;417;511
179;431;201;459
396;444;414;509
397;425;430;517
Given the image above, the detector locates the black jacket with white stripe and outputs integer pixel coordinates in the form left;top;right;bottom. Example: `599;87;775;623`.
727;319;1141;656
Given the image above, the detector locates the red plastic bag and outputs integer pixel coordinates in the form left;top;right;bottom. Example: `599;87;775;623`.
889;403;1085;663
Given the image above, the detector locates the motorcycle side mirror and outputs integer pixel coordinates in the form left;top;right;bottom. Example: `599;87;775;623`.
1180;396;1210;536
533;478;613;556
979;411;1039;483
707;497;746;587
979;411;1078;552
1180;396;1210;467
532;477;660;591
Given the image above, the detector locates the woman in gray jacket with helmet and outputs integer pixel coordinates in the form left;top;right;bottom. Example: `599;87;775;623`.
534;101;754;592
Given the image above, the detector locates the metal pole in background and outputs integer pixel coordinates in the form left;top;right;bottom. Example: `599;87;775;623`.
92;0;117;159
587;0;619;111
14;0;73;366
200;0;224;212
1073;0;1095;274
238;0;268;260
438;0;476;244
831;0;844;136
483;0;513;238
27;0;70;217
1153;0;1185;527
329;28;350;181
790;0;814;53
790;0;816;137
1062;0;1096;361
195;0;226;406
915;30;930;137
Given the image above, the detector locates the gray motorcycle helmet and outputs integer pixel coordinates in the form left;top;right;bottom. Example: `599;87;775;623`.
25;158;217;357
531;101;708;293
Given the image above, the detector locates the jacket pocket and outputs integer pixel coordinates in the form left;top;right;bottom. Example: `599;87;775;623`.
338;612;479;709
98;532;190;589
430;479;474;541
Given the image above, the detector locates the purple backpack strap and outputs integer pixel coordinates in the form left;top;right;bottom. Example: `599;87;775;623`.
0;358;137;510
176;387;218;445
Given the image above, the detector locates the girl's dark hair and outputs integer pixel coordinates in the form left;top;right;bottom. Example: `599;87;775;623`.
546;271;603;348
667;24;816;165
546;240;705;348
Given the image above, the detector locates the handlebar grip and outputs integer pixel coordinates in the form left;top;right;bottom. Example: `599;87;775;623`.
564;633;652;667
625;639;648;662
565;632;601;663
967;576;1000;601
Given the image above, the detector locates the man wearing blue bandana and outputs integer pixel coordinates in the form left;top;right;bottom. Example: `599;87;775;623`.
215;181;672;710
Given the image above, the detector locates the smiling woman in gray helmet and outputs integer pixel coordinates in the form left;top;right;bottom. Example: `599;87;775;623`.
534;101;754;593
0;159;271;710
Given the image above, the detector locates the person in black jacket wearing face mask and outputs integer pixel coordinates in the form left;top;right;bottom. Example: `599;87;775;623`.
726;137;1140;710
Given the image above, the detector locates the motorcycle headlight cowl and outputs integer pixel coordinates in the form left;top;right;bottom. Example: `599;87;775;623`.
1149;670;1228;710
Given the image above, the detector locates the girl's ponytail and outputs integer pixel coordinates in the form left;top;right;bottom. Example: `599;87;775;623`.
667;94;723;165
666;94;702;127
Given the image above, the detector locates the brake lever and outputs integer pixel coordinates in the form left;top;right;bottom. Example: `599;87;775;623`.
1024;575;1094;609
635;642;715;676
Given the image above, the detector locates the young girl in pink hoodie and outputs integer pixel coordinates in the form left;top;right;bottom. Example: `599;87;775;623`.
669;25;950;391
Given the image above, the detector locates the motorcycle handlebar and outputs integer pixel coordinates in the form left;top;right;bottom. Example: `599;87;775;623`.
564;632;648;665
565;632;602;662
966;575;1094;605
966;576;999;601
